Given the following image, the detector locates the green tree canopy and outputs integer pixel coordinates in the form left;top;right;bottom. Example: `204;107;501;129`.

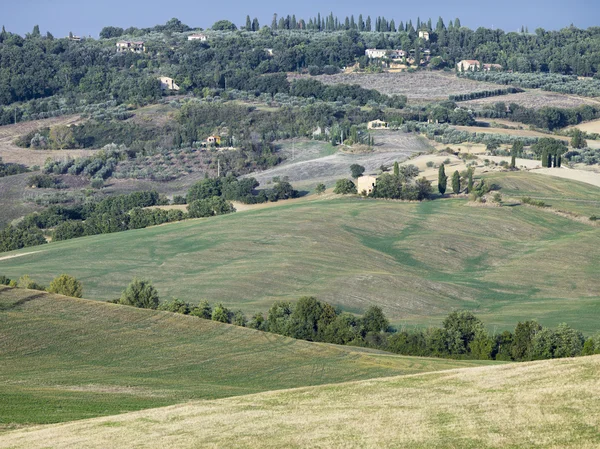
119;278;159;309
47;274;83;298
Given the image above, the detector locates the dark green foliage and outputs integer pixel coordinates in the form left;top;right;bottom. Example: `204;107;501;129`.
511;320;542;361
0;276;12;286
442;310;487;356
47;274;83;298
533;138;567;168
0;225;47;252
530;324;585;360
119;278;160;309
466;169;474;193
190;300;212;319
362;306;389;333
158;298;191;315
452;170;460;194
350;164;365;178
393;161;399;176
187;197;235;218
437;163;447;195
333;179;357;194
370;173;402;199
315;183;326;195
27;174;62;189
212;303;233;323
172;195;187;205
212;20;237;31
0;158;28;177
521;197;549;208
570;128;587;149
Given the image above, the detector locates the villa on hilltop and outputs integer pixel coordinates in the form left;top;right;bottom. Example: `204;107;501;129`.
116;41;145;53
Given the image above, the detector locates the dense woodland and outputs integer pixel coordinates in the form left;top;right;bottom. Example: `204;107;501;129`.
2;15;600;115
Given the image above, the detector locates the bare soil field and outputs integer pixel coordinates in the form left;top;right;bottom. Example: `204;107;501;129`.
247;133;433;191
454;124;570;141
569;118;600;134
0;115;94;167
461;90;600;110
307;72;502;102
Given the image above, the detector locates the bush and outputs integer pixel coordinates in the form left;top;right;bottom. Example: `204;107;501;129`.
47;274;83;298
333;179;357;194
522;197;549;208
17;275;45;291
119;278;159;309
315;183;326;195
90;178;104;189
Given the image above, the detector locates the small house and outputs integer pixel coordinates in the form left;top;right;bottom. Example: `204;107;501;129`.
418;30;430;41
207;135;221;146
357;175;378;195
365;49;387;59
483;63;503;72
116;41;145;53
188;33;207;42
456;60;481;71
158;77;180;91
368;120;389;130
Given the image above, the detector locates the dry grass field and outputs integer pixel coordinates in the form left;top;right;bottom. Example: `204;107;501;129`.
461;90;600;110
0;287;497;428
311;71;502;102
1;172;599;332
2;355;597;449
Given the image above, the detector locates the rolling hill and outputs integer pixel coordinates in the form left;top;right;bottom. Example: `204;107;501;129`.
1;173;598;332
0;287;495;429
1;354;597;448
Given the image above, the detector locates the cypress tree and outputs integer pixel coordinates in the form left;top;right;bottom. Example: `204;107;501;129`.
452;170;460;194
557;154;562;167
366;16;372;31
467;169;474;193
393;161;399;176
541;149;548;167
438;164;447;195
245;15;252;31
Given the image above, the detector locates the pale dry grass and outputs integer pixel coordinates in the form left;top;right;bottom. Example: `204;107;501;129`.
2;356;598;449
462;90;600;110
569;118;600;134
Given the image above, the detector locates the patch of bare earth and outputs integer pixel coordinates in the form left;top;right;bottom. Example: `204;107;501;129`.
461;90;600;110
300;71;503;102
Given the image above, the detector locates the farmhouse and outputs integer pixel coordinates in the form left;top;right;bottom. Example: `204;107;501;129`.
116;41;145;53
188;33;207;42
368;120;389;130
207;135;221;145
357;175;377;195
456;60;480;71
158;77;180;91
418;30;430;41
365;49;387;59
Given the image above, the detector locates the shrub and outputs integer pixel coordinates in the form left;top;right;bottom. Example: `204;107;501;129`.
90;178;104;189
333;179;357;194
190;300;212;319
522;197;549;208
119;278;159;309
315;183;326;195
47;274;83;298
17;275;45;291
212;303;232;323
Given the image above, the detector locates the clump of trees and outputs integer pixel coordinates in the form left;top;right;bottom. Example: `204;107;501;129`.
333;178;357;194
47;274;83;298
532;138;566;167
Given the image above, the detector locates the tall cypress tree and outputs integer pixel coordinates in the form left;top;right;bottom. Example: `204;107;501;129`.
358;14;364;31
467;169;474;193
245;16;252;31
438;164;447;195
541;149;548;167
452;170;460;194
366;16;372;31
393;161;399;176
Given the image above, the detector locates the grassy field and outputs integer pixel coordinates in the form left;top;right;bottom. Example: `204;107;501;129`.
1;355;597;448
0;287;497;429
484;171;600;217
1;172;599;332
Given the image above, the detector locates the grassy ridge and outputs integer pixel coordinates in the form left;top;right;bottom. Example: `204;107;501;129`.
0;287;496;428
1;355;597;448
1;174;599;332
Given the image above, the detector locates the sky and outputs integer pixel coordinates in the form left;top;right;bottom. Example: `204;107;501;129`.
2;0;599;37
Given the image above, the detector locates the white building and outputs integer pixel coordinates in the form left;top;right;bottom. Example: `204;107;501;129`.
188;33;208;42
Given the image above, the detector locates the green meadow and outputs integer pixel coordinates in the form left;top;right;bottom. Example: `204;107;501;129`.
0;287;497;428
1;173;599;332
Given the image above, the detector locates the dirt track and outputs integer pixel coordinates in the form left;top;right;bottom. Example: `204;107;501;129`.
0;116;94;166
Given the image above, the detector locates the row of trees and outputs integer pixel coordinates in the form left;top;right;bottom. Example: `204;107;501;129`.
107;278;600;362
0;273;82;297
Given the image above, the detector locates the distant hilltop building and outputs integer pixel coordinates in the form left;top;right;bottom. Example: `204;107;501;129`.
158;77;180;91
188;33;208;42
457;60;503;71
365;49;406;60
418;30;430;41
116;41;145;53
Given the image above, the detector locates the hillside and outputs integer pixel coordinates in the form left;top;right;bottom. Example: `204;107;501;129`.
0;287;495;429
1;355;597;448
1;173;599;332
